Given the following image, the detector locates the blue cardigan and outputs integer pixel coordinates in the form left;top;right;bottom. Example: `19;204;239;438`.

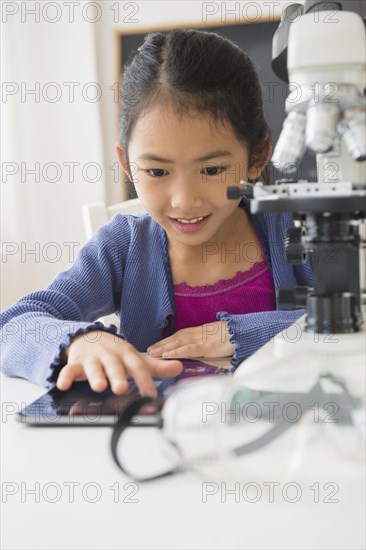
0;199;313;388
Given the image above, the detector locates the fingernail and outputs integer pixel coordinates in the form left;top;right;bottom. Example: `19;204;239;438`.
162;352;171;358
149;349;161;356
113;379;127;388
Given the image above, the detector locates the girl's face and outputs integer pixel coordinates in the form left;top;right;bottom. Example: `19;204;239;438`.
117;105;266;253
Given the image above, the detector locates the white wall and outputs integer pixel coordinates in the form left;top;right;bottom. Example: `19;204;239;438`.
1;1;290;309
1;2;105;308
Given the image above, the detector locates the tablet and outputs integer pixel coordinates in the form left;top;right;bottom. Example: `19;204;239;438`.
17;358;232;426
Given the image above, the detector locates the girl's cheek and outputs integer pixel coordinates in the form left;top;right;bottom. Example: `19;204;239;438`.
137;192;168;218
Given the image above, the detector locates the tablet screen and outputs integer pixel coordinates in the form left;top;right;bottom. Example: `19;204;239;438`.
17;358;232;426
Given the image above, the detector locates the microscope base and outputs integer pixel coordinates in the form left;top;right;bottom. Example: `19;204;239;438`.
234;314;365;393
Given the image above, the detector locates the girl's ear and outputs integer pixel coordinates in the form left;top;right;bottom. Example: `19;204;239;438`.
247;139;273;181
116;143;132;180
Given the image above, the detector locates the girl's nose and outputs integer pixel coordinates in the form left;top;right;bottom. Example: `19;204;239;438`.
170;181;204;210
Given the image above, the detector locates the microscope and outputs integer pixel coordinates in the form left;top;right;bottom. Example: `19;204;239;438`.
228;0;366;371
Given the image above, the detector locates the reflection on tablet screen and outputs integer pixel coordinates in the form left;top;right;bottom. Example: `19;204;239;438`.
17;358;232;426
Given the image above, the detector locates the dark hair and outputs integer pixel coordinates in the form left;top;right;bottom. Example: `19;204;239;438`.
119;29;271;185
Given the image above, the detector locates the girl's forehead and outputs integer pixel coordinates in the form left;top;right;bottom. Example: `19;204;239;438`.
131;105;237;144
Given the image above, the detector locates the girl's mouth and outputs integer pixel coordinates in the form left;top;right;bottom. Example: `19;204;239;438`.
169;214;211;233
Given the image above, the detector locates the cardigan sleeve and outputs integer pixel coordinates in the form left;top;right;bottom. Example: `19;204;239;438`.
216;255;314;369
216;308;308;368
0;215;130;389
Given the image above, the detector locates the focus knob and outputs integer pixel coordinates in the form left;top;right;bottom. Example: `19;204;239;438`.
285;227;307;264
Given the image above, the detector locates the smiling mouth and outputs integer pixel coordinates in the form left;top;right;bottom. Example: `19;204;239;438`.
170;215;211;224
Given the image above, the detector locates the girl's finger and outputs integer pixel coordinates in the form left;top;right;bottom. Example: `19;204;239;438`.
146;356;183;377
101;355;129;395
147;338;170;351
82;357;109;392
122;350;159;397
148;340;180;357
56;362;86;390
146;329;190;352
149;336;200;357
161;344;202;359
147;340;175;354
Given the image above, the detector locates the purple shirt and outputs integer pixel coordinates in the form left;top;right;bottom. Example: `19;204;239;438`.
171;257;275;333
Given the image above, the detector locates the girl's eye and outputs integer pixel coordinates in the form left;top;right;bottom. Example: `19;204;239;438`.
143;165;226;178
202;166;226;176
145;169;168;178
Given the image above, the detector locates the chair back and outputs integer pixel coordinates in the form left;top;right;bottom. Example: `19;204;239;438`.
82;198;144;240
81;198;144;327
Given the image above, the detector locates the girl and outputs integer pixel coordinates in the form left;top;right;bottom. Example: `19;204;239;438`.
0;29;312;397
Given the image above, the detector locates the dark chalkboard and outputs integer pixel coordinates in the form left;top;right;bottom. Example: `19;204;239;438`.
117;21;317;197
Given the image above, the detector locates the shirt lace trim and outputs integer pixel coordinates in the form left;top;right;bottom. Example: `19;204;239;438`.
174;259;269;297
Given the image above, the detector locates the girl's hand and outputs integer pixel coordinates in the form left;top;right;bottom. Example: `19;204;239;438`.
56;330;183;397
146;321;235;359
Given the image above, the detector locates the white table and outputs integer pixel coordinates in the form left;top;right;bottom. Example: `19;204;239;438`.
1;368;365;550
